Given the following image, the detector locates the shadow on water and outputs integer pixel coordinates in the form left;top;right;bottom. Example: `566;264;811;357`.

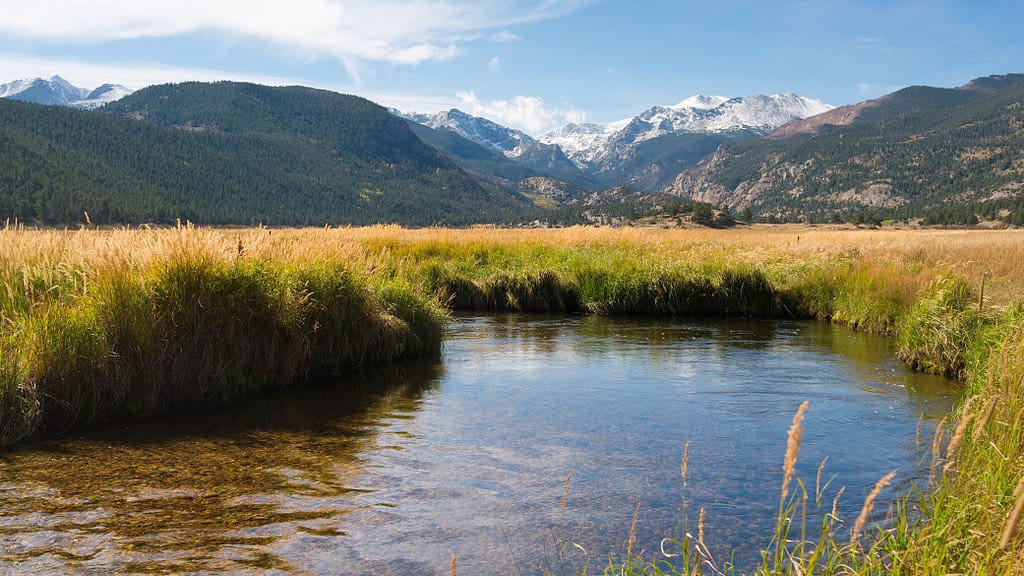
0;359;443;574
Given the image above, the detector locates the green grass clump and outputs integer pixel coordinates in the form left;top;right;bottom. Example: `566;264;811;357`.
0;341;39;445
0;257;446;444
579;266;789;317
896;276;985;379
827;262;920;334
427;266;583;313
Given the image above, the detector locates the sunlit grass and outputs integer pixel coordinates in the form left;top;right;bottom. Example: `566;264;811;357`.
0;224;446;444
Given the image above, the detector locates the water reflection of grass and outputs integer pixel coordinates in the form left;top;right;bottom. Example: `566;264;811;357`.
0;361;439;574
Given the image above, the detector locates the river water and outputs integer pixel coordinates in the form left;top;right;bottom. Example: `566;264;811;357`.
0;315;955;575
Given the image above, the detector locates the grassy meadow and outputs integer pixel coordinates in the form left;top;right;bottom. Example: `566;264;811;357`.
0;223;1022;573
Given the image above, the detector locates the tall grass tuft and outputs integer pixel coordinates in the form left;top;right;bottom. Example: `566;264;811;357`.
897;276;984;378
849;471;897;550
0;340;39;445
0;230;446;443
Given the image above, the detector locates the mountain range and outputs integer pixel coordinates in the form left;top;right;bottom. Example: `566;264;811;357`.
0;72;1023;226
669;73;1024;224
0;75;133;109
395;93;832;191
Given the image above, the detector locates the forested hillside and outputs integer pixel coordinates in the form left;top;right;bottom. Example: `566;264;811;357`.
669;74;1024;223
0;82;529;226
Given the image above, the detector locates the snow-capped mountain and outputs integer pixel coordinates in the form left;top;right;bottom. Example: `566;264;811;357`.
394;107;595;187
0;76;132;109
70;83;134;110
538;120;630;165
0;75;88;105
398;108;536;157
395;92;834;192
540;93;834;167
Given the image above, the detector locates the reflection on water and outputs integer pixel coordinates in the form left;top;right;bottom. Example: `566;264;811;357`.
0;364;441;574
0;316;955;575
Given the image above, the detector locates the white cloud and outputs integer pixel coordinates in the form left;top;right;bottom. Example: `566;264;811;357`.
0;1;584;69
487;56;501;72
0;54;309;90
489;31;521;43
0;53;588;136
365;92;462;113
455;91;585;135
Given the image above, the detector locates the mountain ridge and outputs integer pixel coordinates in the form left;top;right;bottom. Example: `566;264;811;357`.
0;82;531;226
0;75;133;109
666;73;1024;223
395;92;832;192
3;72;1024;226
538;92;833;167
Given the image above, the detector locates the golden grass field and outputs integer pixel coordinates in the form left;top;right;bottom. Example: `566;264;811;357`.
5;224;1020;301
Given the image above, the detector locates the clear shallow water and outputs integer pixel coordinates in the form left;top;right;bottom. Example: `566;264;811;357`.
0;315;955;575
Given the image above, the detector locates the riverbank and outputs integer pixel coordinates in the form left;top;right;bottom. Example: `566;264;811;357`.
0;224;1021;572
0;225;447;444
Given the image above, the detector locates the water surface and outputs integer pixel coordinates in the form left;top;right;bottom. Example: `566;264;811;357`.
0;315;956;574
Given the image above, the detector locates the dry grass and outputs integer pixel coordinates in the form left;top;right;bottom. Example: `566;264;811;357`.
850;471;897;549
4;224;1021;303
266;226;1023;308
781;401;809;504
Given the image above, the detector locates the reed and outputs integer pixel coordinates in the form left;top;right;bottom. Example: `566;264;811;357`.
681;442;690;489
850;471;897;549
781;401;809;504
943;395;978;474
1000;476;1024;553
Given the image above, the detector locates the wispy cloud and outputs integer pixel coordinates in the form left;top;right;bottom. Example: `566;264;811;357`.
487;56;501;73
456;91;585;135
0;1;584;72
856;37;887;48
489;31;522;43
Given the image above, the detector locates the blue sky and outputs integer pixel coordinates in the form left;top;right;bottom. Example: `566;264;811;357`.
1;0;1021;134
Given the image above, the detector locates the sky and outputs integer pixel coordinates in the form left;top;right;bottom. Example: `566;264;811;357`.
0;0;1021;135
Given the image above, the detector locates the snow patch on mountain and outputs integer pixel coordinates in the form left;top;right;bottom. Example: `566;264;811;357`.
396;108;536;157
537;119;631;164
0;78;38;98
0;75;132;108
672;95;730;110
539;93;834;167
70;84;134;110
